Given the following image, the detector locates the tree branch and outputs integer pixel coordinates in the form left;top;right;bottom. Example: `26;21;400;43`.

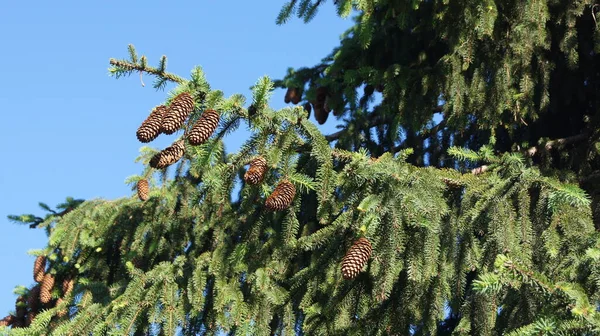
471;131;591;175
109;59;187;84
324;105;445;143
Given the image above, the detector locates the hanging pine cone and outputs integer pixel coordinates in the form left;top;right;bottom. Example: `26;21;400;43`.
40;274;55;304
62;278;74;296
25;313;35;327
303;102;312;119
244;156;268;185
289;88;301;104
0;315;14;327
28;285;40;314
136;105;167;143
248;104;257;117
341;237;372;280
33;256;46;283
56;298;67;318
149;140;185;169
137;179;150;201
161;92;195;134
284;88;292;104
313;101;328;125
187;110;220;145
364;84;375;96
265;180;296;211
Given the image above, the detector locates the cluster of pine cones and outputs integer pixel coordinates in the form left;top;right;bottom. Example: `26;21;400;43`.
284;83;384;125
134;92;221;201
134;90;372;280
0;256;74;328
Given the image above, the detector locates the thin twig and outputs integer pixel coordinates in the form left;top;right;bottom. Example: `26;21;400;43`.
109;59;187;84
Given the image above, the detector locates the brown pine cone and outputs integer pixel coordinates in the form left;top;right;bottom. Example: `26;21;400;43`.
187;110;220;146
161;92;195;134
28;285;40;314
0;315;14;327
316;87;328;103
136;105;167;143
56;298;68;318
149;140;185;169
244;156;268;185
62;278;75;296
341;237;373;280
289;88;301;104
313;101;328;125
303;102;312;119
265;180;296;211
137;179;150;201
33;256;46;283
40;274;55;304
25;312;35;327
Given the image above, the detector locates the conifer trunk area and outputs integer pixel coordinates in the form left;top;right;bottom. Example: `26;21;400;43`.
5;1;600;335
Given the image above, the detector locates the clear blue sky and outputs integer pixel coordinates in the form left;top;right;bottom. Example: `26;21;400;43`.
0;1;353;315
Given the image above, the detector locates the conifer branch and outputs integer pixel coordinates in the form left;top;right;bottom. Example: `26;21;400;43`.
324;106;445;143
472;131;591;175
109;59;186;85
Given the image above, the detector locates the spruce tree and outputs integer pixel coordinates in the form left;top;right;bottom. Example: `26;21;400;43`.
4;1;600;335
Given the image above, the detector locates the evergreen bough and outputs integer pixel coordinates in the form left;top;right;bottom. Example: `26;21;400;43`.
4;1;600;335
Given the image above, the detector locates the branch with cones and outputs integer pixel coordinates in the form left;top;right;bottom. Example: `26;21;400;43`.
471;131;591;175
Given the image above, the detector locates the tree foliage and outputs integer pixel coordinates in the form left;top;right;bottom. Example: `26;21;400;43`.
4;1;600;335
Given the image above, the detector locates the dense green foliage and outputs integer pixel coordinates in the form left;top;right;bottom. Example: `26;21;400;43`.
4;1;600;335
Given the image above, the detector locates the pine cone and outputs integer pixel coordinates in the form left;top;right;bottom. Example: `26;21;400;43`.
244;156;268;185
324;96;333;113
289;88;301;104
0;315;14;327
149;140;185;169
12;316;24;328
25;312;35;326
284;88;292;104
248;104;257;117
313;101;328;125
161;92;195;134
137;179;150;201
303;102;312;119
341;237;372;280
56;298;67;318
136;105;167;143
316;87;328;103
265;180;296;211
376;84;384;93
33;256;46;283
40;274;55;304
28;285;40;314
62;278;74;296
364;84;375;96
187;110;220;145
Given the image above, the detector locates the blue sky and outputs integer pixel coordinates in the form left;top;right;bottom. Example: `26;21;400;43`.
0;1;353;315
